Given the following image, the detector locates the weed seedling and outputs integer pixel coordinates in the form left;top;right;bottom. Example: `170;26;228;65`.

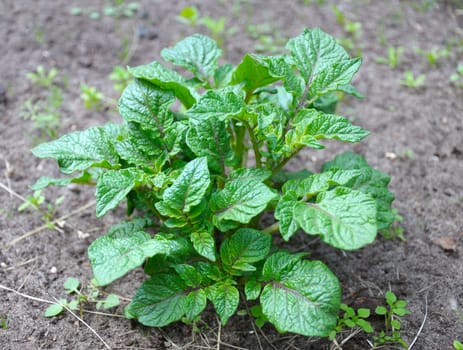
109;66;133;94
177;6;200;27
0;315;7;330
45;277;121;317
450;64;463;87
23;67;64;141
331;5;363;55
454;340;463;350
329;304;373;341
80;84;105;111
400;71;426;89
374;291;410;348
17;189;65;229
27;66;58;88
380;208;405;241
177;6;236;51
33;29;396;338
375;46;404;69
70;1;139;20
416;47;449;66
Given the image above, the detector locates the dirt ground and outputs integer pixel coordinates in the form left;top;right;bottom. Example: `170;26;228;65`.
1;0;462;349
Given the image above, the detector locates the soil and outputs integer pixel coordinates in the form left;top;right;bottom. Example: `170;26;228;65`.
1;0;462;349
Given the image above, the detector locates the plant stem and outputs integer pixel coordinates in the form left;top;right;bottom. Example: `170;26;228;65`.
244;121;262;168
271;146;302;176
234;122;247;167
263;222;279;234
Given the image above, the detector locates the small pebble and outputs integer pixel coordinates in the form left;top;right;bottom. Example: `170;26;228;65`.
0;262;7;268
385;151;397;160
50;266;57;274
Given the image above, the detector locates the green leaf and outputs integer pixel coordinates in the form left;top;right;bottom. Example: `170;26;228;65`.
287;28;349;82
220;228;271;272
95;168;144;217
157;157;210;215
126;273;188;327
229;168;272;183
245;280;262;301
88;230;149;286
282;168;361;198
231;54;283;94
32;126;119;174
375;306;387;315
285;28;361;108
260;252;341;336
89;227;184;286
309;58;361;98
184;289;207;321
31;172;93;190
174;264;203;287
292;109;369;148
356;319;373;333
294;187;377;250
322;151;395;230
191;230;216;261
128;61;196;108
211;180;277;229
161;34;222;79
186;117;234;174
187;89;245;123
357;308;371;318
63;277;80;293
45;303;64;317
119;79;175;131
206;281;239;325
274;191;300;240
103;294;120;309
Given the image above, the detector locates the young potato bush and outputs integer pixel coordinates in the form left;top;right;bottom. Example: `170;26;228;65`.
32;28;395;337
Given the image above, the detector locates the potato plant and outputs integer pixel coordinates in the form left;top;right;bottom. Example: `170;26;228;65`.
32;28;395;337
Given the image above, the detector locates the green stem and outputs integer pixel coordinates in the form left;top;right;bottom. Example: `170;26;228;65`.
262;222;279;234
234;122;247;167
244;121;262;168
271;146;303;176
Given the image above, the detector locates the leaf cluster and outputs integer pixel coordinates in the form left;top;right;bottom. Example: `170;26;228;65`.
32;29;395;337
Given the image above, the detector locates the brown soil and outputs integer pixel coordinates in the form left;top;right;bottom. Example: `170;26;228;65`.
1;1;462;349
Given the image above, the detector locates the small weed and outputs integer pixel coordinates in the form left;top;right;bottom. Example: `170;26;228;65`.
331;5;363;55
23;68;64;141
374;291;410;348
70;1;139;20
27;66;58;88
0;315;7;330
450;64;463;87
247;23;286;54
400;71;426;89
454;340;463;350
416;47;450;66
177;6;199;27
80;84;105;111
109;66;133;94
380;208;405;241
20;97;61;141
375;46;404;69
329;303;373;341
411;0;438;12
177;6;236;51
17;189;65;229
45;277;121;317
33;27;46;46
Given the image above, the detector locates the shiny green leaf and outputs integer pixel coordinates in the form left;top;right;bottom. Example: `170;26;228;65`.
161;34;221;79
260;252;341;336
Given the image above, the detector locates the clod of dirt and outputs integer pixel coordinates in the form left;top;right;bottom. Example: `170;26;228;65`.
433;236;458;252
